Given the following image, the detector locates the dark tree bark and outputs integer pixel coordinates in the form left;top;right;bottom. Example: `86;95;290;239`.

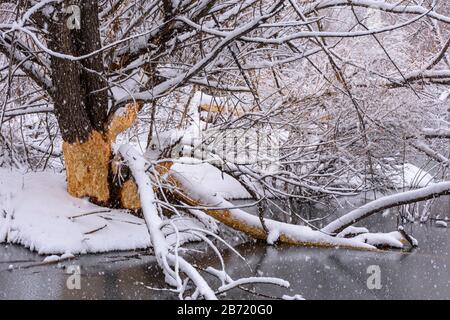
76;1;108;132
47;1;125;206
48;0;107;143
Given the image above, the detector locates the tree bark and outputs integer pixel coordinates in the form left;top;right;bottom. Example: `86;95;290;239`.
48;1;133;206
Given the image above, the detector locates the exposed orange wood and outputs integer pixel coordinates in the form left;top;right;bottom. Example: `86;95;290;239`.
63;130;111;203
63;102;143;205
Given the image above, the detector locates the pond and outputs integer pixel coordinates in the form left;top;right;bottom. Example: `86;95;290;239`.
0;196;449;300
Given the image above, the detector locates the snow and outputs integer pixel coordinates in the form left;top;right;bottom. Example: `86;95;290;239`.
61;252;75;260
388;163;435;188
410;235;419;247
171;162;251;200
267;229;280;245
439;89;450;101
422;128;450;138
436;221;448;228
353;231;405;249
282;294;305;300
110;71;146;102
336;226;369;238
43;255;61;263
0;168;210;255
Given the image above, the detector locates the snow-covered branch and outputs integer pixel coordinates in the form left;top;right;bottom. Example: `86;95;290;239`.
422;128;450;139
308;0;450;24
322;181;450;234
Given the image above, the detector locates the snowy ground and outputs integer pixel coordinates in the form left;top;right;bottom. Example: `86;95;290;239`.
0;169;150;255
0;168;219;255
0;162;247;256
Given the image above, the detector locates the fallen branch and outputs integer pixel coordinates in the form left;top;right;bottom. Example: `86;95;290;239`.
119;144;217;300
421;128;450;139
322;181;450;234
410;140;450;167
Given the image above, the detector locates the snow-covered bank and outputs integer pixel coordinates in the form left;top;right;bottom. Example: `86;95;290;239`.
0;169;211;255
0;169;150;254
0;164;418;256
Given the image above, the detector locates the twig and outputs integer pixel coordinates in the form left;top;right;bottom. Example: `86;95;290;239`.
83;224;108;235
68;209;111;220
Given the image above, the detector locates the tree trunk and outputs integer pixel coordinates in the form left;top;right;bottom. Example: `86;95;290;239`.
48;1;126;206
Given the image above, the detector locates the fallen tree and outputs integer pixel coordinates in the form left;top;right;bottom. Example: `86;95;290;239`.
118;144;418;298
119;146;416;252
119;144;292;299
165;162;378;250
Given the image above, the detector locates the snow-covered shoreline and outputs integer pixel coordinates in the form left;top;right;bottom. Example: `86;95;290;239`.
0;169;151;254
0;169;219;255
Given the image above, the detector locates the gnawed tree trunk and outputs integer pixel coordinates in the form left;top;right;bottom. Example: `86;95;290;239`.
61;103;141;205
62;131;111;203
48;1;141;206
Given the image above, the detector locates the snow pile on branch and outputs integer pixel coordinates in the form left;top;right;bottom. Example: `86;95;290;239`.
171;162;251;199
170;167;390;250
352;231;405;248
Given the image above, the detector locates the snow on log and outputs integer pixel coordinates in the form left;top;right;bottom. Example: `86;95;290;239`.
62;102;142;205
422;128;450;139
162;163;378;251
322;181;450;235
410;140;450;166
